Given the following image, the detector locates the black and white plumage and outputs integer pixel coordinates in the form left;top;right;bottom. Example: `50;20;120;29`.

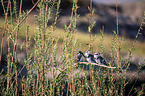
94;52;108;66
85;50;96;63
77;51;85;63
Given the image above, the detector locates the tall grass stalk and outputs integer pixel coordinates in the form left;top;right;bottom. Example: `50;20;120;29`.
87;0;96;51
0;0;10;65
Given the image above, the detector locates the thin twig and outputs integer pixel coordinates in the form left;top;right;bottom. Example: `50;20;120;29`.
78;62;117;69
116;0;120;67
55;62;117;79
10;0;40;34
116;0;119;35
89;0;93;51
126;12;145;66
0;0;10;66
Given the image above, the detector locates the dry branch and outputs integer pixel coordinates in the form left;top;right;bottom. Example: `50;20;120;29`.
55;62;117;79
77;62;117;69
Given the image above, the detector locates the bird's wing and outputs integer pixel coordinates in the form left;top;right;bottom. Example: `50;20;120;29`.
77;54;82;62
97;56;108;65
90;55;96;63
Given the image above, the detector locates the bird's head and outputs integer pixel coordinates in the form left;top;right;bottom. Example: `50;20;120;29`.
78;51;83;54
94;52;100;58
85;50;91;57
78;51;86;58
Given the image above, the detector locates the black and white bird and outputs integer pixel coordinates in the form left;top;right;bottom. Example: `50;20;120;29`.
94;52;109;66
85;50;96;63
77;51;86;63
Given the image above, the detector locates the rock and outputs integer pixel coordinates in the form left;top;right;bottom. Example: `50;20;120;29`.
57;1;145;41
121;2;145;24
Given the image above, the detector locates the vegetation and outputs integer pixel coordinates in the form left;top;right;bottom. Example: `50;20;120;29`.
0;0;145;95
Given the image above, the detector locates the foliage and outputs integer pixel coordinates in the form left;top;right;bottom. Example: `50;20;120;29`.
0;0;145;95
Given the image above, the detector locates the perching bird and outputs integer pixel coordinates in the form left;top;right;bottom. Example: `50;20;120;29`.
77;51;86;63
85;50;96;63
94;52;108;66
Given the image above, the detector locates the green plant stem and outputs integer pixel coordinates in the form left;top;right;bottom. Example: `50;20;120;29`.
116;0;120;67
89;0;93;51
11;0;40;35
0;0;10;66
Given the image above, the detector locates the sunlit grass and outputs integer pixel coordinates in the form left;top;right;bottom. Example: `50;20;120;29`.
53;28;145;56
0;16;145;57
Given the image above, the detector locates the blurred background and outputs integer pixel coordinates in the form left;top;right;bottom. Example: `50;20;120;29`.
93;0;145;4
1;0;144;41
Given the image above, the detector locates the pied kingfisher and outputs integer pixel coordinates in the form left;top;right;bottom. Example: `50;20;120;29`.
85;50;96;63
94;52;108;66
77;51;85;63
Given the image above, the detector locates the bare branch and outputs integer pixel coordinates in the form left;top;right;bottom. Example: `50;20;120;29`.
76;62;117;69
55;62;117;79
